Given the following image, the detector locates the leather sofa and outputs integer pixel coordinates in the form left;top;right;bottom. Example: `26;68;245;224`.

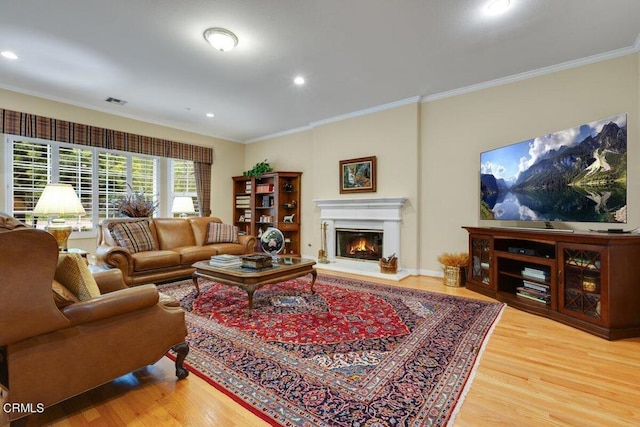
0;218;189;423
96;217;256;286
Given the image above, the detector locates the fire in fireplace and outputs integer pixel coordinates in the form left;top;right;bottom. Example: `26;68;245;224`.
336;228;383;261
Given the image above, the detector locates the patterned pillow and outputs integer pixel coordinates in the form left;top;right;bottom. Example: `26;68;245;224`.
205;222;239;244
109;220;158;253
54;253;101;301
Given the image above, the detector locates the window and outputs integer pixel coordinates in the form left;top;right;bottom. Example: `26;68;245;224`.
171;159;199;216
7;136;159;233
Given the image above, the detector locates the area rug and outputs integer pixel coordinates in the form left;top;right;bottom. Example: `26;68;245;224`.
161;274;505;426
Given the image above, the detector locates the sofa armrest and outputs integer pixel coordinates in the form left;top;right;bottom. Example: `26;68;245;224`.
96;244;134;274
238;234;257;252
93;267;128;293
61;284;159;326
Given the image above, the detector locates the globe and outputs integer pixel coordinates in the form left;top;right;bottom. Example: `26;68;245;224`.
260;227;285;258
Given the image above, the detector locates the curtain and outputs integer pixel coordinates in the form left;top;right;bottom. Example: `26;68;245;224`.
0;108;213;163
194;162;212;217
1;108;214;215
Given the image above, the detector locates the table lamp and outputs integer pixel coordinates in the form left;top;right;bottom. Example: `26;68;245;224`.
172;196;195;218
33;183;86;251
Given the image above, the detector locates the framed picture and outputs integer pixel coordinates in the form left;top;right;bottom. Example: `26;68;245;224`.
339;156;377;194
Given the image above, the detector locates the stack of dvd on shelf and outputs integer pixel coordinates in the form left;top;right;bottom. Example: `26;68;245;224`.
517;267;550;304
209;254;242;268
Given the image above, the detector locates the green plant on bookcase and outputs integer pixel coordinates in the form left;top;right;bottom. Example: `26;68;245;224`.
243;159;273;178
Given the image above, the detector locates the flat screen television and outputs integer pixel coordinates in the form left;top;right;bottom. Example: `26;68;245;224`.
480;113;627;224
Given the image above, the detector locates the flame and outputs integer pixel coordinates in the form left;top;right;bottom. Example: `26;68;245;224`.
348;237;377;254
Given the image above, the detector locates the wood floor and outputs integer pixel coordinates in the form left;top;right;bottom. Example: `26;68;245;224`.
19;272;640;426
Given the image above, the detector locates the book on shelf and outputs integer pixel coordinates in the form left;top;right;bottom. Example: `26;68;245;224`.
522;280;550;293
521;267;549;281
516;289;551;304
516;286;550;300
255;183;274;193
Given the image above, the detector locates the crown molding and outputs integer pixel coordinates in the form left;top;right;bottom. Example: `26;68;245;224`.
309;96;421;128
244;96;421;143
244;124;313;144
0;83;242;143
421;44;640;103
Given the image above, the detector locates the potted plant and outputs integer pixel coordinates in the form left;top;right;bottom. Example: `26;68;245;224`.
437;252;469;287
243;159;273;178
113;185;159;218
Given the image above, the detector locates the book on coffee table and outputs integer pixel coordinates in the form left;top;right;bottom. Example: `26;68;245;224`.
209;254;242;267
240;254;273;269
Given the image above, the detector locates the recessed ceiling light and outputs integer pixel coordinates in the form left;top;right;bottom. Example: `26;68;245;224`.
206;113;215;118
486;0;510;15
293;76;305;85
1;51;18;60
203;28;238;52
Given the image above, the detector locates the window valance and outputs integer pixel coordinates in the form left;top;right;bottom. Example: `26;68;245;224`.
0;108;213;164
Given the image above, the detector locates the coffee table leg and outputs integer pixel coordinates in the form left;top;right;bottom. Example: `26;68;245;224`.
246;288;255;310
192;272;201;296
309;269;317;294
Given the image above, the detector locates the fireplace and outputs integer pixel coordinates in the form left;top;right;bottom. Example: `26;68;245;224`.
336;228;383;261
314;197;407;279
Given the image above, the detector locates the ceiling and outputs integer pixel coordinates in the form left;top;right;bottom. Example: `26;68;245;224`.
1;1;639;143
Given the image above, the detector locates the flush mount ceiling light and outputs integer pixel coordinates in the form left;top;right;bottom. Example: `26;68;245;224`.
203;27;238;52
293;76;305;86
486;0;511;15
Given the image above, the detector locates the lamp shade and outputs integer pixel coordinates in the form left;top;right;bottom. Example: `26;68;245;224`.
172;196;195;216
33;183;86;217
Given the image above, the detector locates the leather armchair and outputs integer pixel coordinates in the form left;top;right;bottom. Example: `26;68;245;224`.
0;224;189;423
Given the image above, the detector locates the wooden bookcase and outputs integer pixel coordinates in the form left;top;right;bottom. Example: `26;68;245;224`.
233;172;302;256
464;226;640;340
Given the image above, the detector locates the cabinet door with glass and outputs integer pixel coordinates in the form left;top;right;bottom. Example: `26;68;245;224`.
558;243;607;326
469;234;494;290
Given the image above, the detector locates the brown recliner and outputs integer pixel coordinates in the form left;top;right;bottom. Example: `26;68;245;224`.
0;223;189;423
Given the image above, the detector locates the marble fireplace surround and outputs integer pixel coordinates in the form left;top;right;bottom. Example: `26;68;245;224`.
314;197;409;280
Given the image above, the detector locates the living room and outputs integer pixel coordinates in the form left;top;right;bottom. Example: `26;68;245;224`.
2;53;638;276
1;1;640;426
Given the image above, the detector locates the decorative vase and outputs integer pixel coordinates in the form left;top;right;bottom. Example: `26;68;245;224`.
443;266;466;287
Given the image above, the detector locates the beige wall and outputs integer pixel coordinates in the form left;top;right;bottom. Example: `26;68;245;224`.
421;53;639;274
2;53;637;272
0;88;244;253
245;103;420;270
249;53;639;275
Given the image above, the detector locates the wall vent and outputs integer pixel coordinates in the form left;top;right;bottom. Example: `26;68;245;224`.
105;97;127;106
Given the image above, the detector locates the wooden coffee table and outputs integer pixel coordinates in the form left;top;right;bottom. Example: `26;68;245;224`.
191;257;317;310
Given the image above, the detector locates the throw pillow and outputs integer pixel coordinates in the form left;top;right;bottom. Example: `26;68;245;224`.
205;222;239;244
52;279;80;308
109;220;158;253
54;253;101;301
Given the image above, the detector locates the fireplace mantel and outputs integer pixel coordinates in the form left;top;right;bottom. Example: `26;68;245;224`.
314;197;406;221
314;197;408;280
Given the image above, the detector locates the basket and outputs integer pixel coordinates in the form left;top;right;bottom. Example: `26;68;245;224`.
379;257;398;274
443;266;466;287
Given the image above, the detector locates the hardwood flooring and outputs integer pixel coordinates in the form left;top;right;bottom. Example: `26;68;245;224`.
18;272;640;426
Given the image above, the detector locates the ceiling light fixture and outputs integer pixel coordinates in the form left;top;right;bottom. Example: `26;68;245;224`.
206;112;215;118
293;76;305;85
1;51;18;60
203;27;238;52
486;0;510;15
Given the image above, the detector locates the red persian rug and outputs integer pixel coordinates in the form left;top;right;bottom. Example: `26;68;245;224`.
161;274;504;426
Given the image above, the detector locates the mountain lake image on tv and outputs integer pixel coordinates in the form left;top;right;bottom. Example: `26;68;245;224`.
480;113;627;223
